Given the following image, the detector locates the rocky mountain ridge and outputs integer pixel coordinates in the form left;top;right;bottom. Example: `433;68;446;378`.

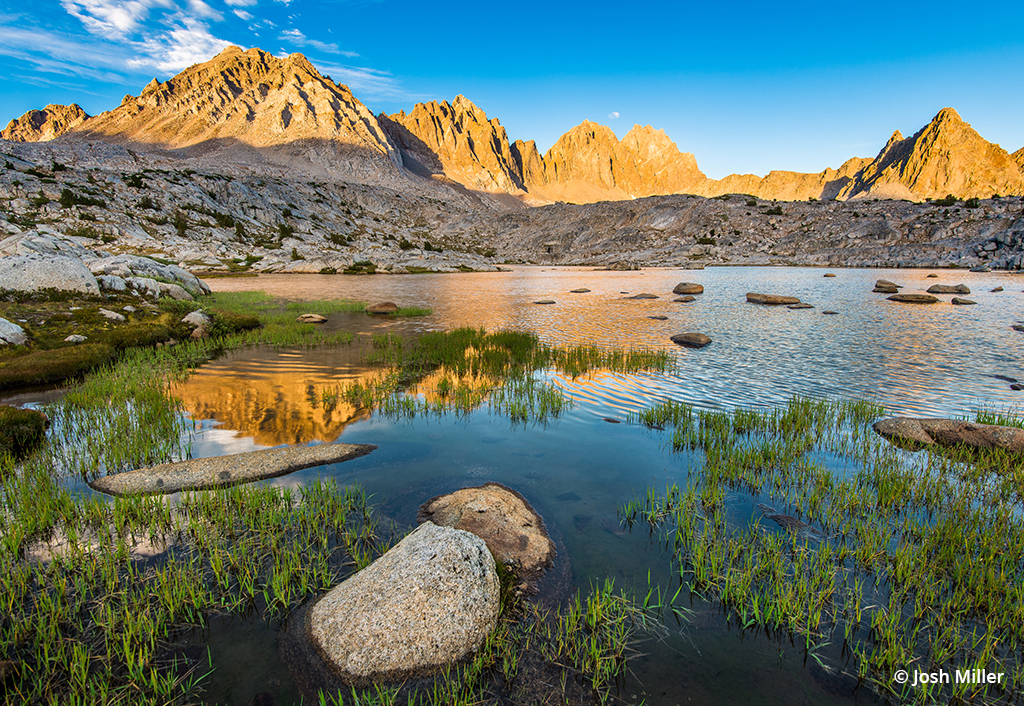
4;48;1022;206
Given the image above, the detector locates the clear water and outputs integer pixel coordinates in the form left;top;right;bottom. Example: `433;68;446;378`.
14;266;1024;705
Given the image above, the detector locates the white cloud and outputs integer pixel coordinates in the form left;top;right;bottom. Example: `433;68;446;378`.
233;9;252;19
59;0;172;39
0;24;138;81
186;0;222;21
224;0;256;5
608;111;620;119
126;17;234;72
279;27;357;57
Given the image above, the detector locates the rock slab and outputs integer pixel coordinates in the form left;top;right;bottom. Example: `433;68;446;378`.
874;417;1024;453
746;292;800;305
89;443;377;496
888;294;938;304
418;482;555;580
308;521;499;685
670;332;712;348
927;284;970;294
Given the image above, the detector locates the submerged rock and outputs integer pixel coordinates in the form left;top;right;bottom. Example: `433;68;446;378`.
757;504;824;541
746;292;800;305
308;522;499;685
670;332;712;348
568;288;590;293
787;303;814;309
927;283;970;294
89;443;377;496
625;293;659;300
365;302;399;314
674;295;696;303
672;282;704;295
296;313;328;324
418;482;555;582
873;417;1024;453
887;293;938;304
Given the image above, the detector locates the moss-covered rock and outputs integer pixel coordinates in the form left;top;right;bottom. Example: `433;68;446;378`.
0;405;48;459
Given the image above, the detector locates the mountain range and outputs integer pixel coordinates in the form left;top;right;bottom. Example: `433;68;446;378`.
3;46;1023;205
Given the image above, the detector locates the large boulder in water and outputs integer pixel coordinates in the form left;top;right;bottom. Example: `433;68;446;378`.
887;293;938;304
671;332;712;348
672;282;704;295
418;482;555;581
308;522;499;685
927;283;971;294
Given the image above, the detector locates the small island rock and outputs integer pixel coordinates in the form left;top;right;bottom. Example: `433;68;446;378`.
672;282;704;295
670;332;712;348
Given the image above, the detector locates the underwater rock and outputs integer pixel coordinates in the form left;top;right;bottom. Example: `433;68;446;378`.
308;522;499;685
89;443;377;496
670;332;712;348
746;292;800;305
674;295;696;303
873;417;1024;453
624;293;658;299
418;482;555;583
365;302;399;314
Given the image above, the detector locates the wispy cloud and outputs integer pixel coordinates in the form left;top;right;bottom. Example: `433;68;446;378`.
59;0;173;39
0;25;138;82
313;59;410;99
223;0;256;6
608;111;620;119
232;9;252;20
127;17;234;72
279;28;357;56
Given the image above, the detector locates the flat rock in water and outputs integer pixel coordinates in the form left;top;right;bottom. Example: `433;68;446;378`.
671;332;712;348
625;293;658;300
746;292;800;305
569;288;590;293
873;285;899;293
365;302;398;314
1014;325;1024;333
875;279;902;290
927;284;970;294
534;299;556;304
951;297;976;305
296;314;328;324
1013;384;1024;391
927;273;939;278
787;303;814;309
823;273;836;277
674;295;696;303
672;282;704;295
992;286;1004;292
648;315;668;320
887;294;938;304
308;522;499;685
89;444;377;496
822;310;838;315
418;482;555;581
873;418;1024;453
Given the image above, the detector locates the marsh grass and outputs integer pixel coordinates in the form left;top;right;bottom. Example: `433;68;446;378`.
623;395;1024;704
970;405;1024;429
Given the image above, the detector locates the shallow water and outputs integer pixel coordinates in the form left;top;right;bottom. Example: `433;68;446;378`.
17;266;1023;705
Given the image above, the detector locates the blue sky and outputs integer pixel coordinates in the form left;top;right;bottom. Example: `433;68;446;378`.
2;0;1022;179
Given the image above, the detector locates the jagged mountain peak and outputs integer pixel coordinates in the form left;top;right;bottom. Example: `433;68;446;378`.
1;103;90;142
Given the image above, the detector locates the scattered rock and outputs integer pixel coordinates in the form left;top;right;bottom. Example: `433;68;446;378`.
1013;384;1024;391
823;273;836;277
873;279;902;293
181;310;212;328
89;443;377;496
569;288;590;293
418;482;556;582
673;296;696;303
534;300;556;305
991;286;1004;292
746;292;800;305
605;260;640;271
0;317;28;346
993;375;1019;383
601;418;621;424
951;297;976;305
648;315;668;320
672;282;704;295
927;284;970;294
366;302;399;315
1014;325;1024;333
787;303;814;309
822;310;838;315
64;334;88;343
873;417;1024;453
297;314;328;324
926;273;939;278
123;305;136;313
875;279;902;289
970;265;991;272
625;293;658;299
99;308;126;322
670;332;712;348
887;294;938;304
308;522;499;686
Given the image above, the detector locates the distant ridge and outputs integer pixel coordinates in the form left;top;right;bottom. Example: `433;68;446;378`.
3;48;1022;203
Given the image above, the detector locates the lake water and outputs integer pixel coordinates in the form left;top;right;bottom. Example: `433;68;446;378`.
22;266;1024;705
180;266;1024;705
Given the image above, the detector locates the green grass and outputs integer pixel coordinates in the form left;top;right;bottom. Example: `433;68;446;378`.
389;306;432;317
0;405;48;459
622;395;1024;704
971;406;1024;429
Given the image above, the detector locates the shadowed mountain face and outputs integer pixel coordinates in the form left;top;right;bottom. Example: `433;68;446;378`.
3;48;1022;204
1;104;89;142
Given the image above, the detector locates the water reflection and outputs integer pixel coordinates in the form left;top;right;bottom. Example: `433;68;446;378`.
209;266;1024;418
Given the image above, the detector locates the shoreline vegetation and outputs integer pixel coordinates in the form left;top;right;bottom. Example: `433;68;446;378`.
2;289;1023;704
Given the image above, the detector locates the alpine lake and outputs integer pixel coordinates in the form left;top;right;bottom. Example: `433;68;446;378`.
6;265;1024;706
